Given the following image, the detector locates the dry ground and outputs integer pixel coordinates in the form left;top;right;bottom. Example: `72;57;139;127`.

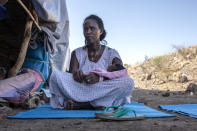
0;88;197;131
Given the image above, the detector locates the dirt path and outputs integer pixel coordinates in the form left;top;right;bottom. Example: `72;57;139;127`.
0;88;197;131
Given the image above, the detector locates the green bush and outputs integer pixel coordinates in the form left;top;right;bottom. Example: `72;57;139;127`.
152;56;163;69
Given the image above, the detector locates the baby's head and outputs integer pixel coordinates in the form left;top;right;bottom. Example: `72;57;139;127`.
107;64;125;72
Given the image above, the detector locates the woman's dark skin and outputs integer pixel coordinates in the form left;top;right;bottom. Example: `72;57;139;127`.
69;19;122;84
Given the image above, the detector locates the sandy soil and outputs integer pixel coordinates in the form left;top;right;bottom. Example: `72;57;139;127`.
0;88;197;131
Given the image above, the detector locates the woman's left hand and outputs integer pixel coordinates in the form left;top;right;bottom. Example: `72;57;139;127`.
84;73;99;84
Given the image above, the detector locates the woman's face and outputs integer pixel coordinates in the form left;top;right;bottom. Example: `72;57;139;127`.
83;19;102;45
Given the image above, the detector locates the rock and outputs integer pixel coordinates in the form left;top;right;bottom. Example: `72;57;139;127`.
146;74;152;80
185;120;189;123
173;118;179;121
154;122;159;125
172;92;177;95
189;92;194;96
186;83;197;95
168;72;178;81
141;73;152;81
0;106;12;115
140;76;145;81
151;74;156;79
162;92;170;97
152;86;157;90
73;122;82;125
0;106;13;119
154;79;165;85
0;114;3;123
138;97;148;105
178;73;188;83
154;93;159;96
177;91;185;95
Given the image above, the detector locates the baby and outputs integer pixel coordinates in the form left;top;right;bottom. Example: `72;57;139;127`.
84;64;128;81
107;64;126;72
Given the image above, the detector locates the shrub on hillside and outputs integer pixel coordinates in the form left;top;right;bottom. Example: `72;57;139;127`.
172;44;188;60
152;56;163;70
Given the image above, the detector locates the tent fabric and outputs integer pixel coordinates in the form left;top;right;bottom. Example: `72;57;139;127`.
0;72;40;104
159;104;197;119
32;0;70;71
31;0;61;23
8;102;175;119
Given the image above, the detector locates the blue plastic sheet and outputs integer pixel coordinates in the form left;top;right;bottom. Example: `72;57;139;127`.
23;43;50;91
8;102;175;119
159;104;197;119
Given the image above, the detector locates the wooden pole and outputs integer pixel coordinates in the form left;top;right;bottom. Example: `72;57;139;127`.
17;0;41;31
8;19;33;77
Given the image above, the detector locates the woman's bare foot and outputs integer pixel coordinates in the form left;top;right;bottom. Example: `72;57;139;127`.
66;100;94;110
40;92;50;104
94;106;106;110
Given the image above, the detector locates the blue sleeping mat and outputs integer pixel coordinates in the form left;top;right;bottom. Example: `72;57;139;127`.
159;104;197;119
8;102;175;119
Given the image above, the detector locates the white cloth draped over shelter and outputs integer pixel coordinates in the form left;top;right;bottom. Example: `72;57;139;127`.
32;0;70;71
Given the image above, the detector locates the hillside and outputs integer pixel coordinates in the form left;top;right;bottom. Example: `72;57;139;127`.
127;44;197;91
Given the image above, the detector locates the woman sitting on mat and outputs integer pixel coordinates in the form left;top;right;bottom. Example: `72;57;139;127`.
49;14;134;110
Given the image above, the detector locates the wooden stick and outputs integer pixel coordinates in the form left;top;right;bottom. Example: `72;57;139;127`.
17;0;41;31
8;19;33;77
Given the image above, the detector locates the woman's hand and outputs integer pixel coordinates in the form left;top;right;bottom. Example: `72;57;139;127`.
73;70;85;83
84;73;99;84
